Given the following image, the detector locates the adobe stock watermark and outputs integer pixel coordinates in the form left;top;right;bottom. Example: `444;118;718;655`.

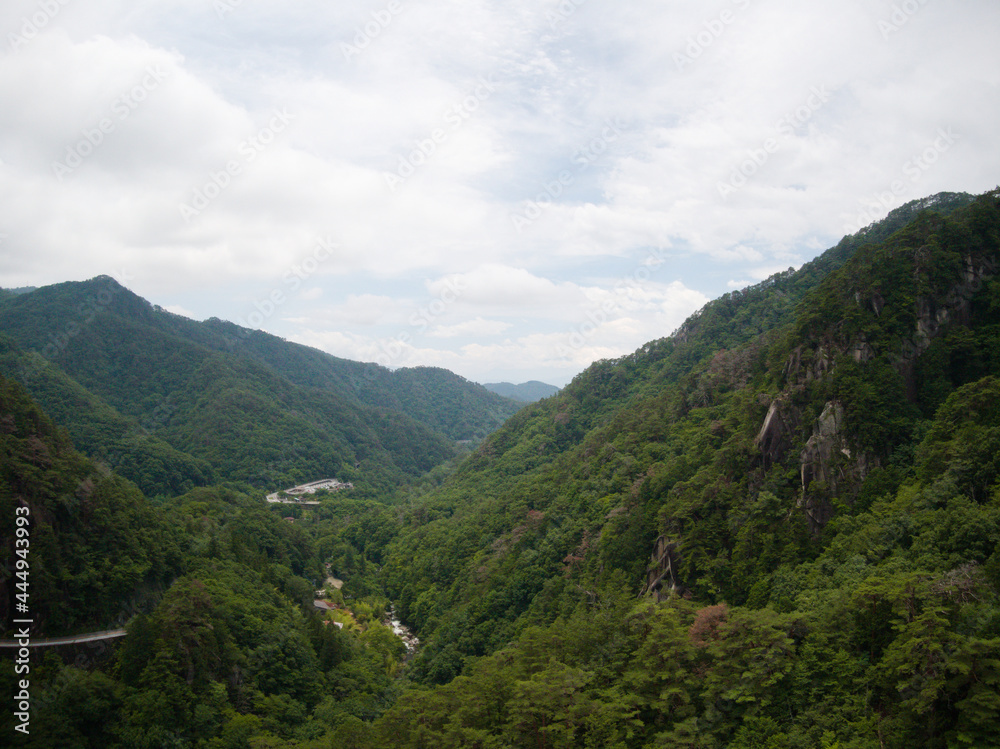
51;66;169;181
179;108;293;222
547;0;588;30
137;397;176;438
509;117;625;232
555;247;668;359
17;272;132;384
6;0;71;53
843;127;959;234
674;0;752;72
96;393;178;474
878;0;932;40
384;77;496;192
223;237;339;347
717;84;831;199
374;276;467;367
341;1;404;61
214;0;244;19
11;504;32;736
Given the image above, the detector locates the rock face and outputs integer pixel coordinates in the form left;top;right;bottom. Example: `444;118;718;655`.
754;398;798;469
913;254;994;346
849;334;875;363
782;345;835;385
895;254;997;397
798;401;872;533
752;397;873;535
640;535;687;601
773;253;997;532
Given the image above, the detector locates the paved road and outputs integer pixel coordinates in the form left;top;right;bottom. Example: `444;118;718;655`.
0;628;127;648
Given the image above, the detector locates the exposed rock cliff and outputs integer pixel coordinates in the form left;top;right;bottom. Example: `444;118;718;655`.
767;251;997;532
896;253;997;396
782;344;835;385
797;401;872;532
640;535;687;601
754;397;798;469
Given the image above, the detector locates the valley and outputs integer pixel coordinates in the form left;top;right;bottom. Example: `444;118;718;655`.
2;189;999;748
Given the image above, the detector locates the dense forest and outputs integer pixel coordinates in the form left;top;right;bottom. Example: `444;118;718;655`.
0;283;521;497
2;189;999;748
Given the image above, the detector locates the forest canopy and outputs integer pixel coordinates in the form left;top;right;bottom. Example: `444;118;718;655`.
2;190;999;748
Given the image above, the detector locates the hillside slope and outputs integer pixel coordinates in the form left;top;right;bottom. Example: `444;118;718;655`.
0;377;404;748
357;190;1000;746
1;190;997;749
0;279;521;495
0;375;184;637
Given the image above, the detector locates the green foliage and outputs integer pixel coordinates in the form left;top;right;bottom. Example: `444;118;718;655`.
915;376;1000;503
365;190;1000;746
0;278;523;496
0;375;185;635
4;190;1000;748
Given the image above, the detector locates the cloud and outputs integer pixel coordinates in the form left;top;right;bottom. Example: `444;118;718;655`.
428;317;512;339
163;304;198;319
279;273;709;385
428;265;577;308
291;294;401;327
299;286;324;301
2;0;999;384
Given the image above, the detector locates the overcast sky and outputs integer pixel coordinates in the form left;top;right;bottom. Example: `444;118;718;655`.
0;0;997;386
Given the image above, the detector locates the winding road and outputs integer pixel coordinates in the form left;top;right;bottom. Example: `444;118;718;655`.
0;628;127;648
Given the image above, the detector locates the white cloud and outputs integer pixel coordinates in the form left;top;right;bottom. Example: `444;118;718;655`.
428;317;512;339
299;286;324;301
2;0;999;384
428;265;577;308
164;304;197;318
277;275;709;385
293;294;401;327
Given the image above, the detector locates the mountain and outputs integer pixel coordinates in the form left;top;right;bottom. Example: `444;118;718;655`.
0;375;397;746
0;286;36;299
361;189;1000;745
2;189;998;748
0;375;183;636
382;190;995;634
200;317;521;442
483;380;561;402
0;278;522;496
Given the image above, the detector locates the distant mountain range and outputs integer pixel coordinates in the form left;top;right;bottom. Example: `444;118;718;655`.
0;286;36;297
482;380;560;402
0;277;523;496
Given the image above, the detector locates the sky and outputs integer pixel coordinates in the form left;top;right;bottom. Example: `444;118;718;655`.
0;0;997;387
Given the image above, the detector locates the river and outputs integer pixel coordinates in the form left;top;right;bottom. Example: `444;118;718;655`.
387;607;419;652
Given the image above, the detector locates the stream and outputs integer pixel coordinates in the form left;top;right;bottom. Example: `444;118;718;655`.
387;607;419;652
321;564;418;652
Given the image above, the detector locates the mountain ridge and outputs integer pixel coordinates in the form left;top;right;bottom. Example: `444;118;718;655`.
2;189;998;748
0;278;523;496
482;380;561;402
375;188;999;677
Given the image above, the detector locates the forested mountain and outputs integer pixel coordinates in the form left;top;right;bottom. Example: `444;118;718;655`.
0;376;184;636
364;189;1000;746
483;381;561;403
1;375;403;746
2;189;999;749
0;279;521;496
